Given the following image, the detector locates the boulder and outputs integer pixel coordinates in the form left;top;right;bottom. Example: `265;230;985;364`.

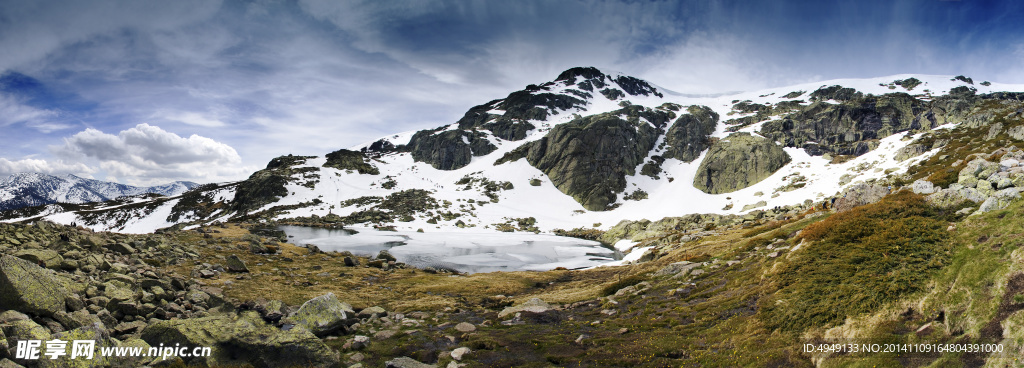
693;133;791;194
107;243;135;255
834;183;890;212
910;179;936;195
1009;125;1024;141
0;255;72;318
386;357;436;368
498;298;552;318
975;188;1021;214
357;306;386;319
454;322;476;333
926;186;988;208
653;261;700;277
12;249;63;269
895;143;929;162
225;255;249;273
141;312;340;368
285;293;354;337
53;310;103;331
451;347;471;361
48;322;119;367
0;327;7;360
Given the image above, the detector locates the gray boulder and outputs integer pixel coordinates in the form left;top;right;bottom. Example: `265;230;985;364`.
1009;125;1024;141
386;356;437;368
975;188;1021;214
653;261;700;277
141;312;340;368
895;143;928;162
834;183;890;212
498;298;552;318
225;255;249;273
0;255;72;318
910;179;936;195
926;185;988;208
694;133;791;194
12;249;63;270
285;293;354;337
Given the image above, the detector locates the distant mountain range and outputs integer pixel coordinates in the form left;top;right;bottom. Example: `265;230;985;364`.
0;173;198;212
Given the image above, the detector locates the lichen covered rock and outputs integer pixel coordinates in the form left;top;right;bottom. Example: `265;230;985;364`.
141;312;340;368
524;106;670;210
693;133;791;194
0;255;72;318
285;293;354;337
662;105;718;162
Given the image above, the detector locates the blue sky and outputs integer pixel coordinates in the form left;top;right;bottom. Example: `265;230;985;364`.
1;0;1022;185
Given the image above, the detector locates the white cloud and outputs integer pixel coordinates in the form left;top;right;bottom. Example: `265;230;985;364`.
51;123;251;185
0;157;94;176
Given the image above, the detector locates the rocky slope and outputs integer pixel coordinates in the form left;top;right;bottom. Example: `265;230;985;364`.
0;173;197;212
3;70;1024;243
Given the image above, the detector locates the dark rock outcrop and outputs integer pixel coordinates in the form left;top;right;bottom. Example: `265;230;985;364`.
405;129;496;171
760;93;927;156
323;149;379;175
523;106;671;210
662;105;719;162
231;155;317;214
693;133;791;194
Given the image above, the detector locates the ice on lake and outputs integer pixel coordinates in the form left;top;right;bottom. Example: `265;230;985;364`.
279;225;621;273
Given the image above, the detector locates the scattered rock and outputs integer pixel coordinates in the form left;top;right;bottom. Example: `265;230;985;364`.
450;347;471;361
225;255;249;273
835;183;890;212
343;256;358;267
141;312;340;368
12;249;63;269
653;261;700;277
499;298;552;318
107;242;136;255
358;306;386;318
286;293;354;337
386;356;437;368
911;179;937;195
454;322;476;333
351;335;370;350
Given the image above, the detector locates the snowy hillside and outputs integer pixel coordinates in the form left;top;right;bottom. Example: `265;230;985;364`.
9;68;1024;235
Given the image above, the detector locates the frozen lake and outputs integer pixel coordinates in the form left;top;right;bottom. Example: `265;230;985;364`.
278;225;621;273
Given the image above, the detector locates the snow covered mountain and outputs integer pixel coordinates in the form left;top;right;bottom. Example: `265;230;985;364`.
6;68;1024;235
0;173;198;212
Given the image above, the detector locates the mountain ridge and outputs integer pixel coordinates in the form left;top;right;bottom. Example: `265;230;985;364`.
3;67;1023;239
